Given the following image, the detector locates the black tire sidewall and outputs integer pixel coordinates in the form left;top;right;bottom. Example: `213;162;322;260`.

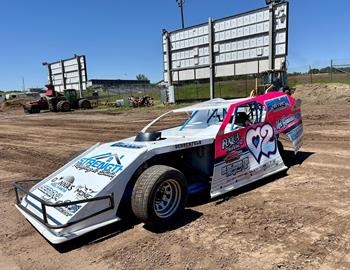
79;99;90;109
62;102;70;111
147;169;187;226
58;101;70;112
131;166;188;228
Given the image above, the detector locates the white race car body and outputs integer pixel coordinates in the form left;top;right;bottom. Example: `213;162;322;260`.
15;93;303;244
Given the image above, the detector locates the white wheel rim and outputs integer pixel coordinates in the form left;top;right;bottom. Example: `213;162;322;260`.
153;179;182;219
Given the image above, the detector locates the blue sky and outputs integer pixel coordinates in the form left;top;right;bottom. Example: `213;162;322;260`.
0;0;349;89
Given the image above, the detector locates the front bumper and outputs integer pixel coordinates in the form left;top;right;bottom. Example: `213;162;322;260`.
14;180;119;244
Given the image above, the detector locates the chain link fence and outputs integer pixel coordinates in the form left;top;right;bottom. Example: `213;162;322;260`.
174;58;350;102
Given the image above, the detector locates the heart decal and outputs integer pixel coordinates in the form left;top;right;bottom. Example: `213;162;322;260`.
252;135;260;148
246;127;262;162
246;123;276;163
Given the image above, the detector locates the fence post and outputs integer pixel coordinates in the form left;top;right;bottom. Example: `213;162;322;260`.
330;59;333;81
309;65;313;83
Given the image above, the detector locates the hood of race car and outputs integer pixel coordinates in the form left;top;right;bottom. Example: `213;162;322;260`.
22;141;148;226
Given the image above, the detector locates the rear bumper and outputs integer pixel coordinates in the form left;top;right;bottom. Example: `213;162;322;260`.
14;180;119;244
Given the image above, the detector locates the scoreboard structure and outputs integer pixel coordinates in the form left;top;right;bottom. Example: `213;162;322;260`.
162;1;289;99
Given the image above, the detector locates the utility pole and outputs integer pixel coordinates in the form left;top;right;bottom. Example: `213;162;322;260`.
208;18;215;100
176;0;185;29
22;77;25;92
267;1;275;70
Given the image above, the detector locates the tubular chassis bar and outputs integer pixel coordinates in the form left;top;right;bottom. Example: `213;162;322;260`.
14;180;114;229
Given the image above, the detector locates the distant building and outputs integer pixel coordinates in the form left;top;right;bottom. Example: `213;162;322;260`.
5;92;40;101
87;79;151;94
88;79;150;88
156;80;168;88
28;87;46;94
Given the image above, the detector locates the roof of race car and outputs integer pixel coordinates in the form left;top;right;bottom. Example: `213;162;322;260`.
172;98;249;113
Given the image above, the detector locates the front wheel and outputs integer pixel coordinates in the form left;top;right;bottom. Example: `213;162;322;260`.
131;165;187;228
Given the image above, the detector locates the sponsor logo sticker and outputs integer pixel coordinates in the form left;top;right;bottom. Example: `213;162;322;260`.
74;152;124;179
265;96;290;112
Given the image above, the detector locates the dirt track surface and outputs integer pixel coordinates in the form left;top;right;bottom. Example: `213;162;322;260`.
0;84;350;270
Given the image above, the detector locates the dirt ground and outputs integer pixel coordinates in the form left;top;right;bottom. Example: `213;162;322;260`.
0;84;349;270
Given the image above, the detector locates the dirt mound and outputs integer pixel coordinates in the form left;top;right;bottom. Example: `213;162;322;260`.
294;83;350;104
0;99;27;112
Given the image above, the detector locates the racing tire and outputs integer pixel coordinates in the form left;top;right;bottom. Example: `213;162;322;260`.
131;165;187;228
78;99;91;109
57;101;71;112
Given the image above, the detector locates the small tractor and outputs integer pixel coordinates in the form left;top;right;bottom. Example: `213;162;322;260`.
250;63;294;97
45;85;91;112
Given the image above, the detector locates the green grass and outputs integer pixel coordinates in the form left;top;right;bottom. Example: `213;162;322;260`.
176;74;350;100
288;74;350;87
175;79;256;100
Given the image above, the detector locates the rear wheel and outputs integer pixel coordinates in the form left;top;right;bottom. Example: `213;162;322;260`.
57;101;71;112
131;165;187;228
78;99;91;109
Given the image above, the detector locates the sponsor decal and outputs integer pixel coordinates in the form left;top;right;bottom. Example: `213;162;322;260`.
50;175;75;193
286;123;304;151
38;185;63;201
287;123;303;141
265;96;290;112
175;140;202;149
55;203;82;217
224;150;241;163
221;133;243;152
248;158;283;176
246;123;276;163
111;142;145;149
221;157;249;177
74;185;97;200
74;152;124;179
275;112;301;131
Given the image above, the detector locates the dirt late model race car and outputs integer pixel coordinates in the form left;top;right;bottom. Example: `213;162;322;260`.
14;92;303;244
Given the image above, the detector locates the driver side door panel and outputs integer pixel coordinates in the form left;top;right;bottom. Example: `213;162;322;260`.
210;103;287;198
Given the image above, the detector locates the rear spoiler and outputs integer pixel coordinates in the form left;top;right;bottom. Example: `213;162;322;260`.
14;180;114;229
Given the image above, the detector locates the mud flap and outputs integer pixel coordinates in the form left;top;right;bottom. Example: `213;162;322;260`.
284;122;304;154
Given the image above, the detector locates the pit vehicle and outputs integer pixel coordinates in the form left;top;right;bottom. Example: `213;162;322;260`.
23;97;49;114
14;92;303;244
250;63;294;97
45;85;91;112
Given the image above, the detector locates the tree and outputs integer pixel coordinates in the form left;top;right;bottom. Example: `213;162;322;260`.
136;74;149;81
308;68;320;74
